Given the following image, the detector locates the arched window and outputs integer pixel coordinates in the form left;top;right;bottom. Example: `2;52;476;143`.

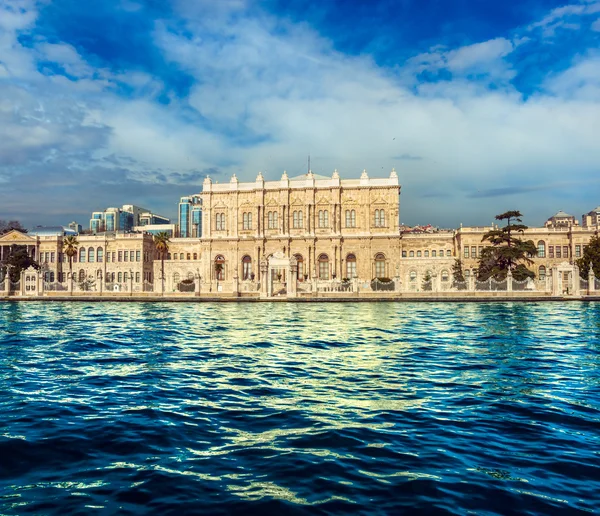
124;272;128;281
465;269;471;279
324;210;329;227
346;253;357;279
417;251;422;257
215;255;225;280
187;272;194;280
193;253;197;260
242;255;252;280
97;247;103;263
247;212;252;230
375;253;386;278
118;271;123;283
446;250;452;257
374;210;380;227
351;209;356;227
537;240;546;258
441;270;449;282
216;213;225;231
79;269;85;282
345;210;356;228
318;254;329;280
173;272;180;284
268;211;273;229
432;250;437;258
87;247;94;263
273;211;278;229
318;210;324;228
293;211;298;229
295;254;304;281
298;210;303;228
374;209;385;227
136;272;140;283
167;253;172;260
180;253;184;260
539;265;546;280
409;251;414;257
424;250;429;257
187;253;191;260
79;247;86;263
410;271;417;282
243;212;248;230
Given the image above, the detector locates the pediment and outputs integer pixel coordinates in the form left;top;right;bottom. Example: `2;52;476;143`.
372;197;387;205
316;196;330;205
0;230;36;243
343;197;358;205
291;197;304;206
265;199;279;207
239;201;253;208
213;203;227;210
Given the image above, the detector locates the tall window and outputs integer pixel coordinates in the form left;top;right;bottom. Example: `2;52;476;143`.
87;247;94;263
173;272;180;284
216;213;225;231
432;250;436;257
424;251;429;257
79;248;86;262
345;210;356;228
295;254;304;280
575;245;581;258
293;211;304;229
242;255;252;280
464;247;469;258
97;247;103;263
539;266;546;281
79;269;85;282
563;246;569;258
410;271;417;282
375;253;386;278
346;254;357;279
268;211;279;229
118;272;123;283
318;210;329;228
409;251;414;257
318;254;329;280
537;241;545;258
243;212;252;230
374;209;385;227
556;246;562;258
471;246;477;258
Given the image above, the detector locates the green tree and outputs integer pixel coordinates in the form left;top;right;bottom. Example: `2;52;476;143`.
576;235;600;277
4;246;38;282
452;259;467;290
477;210;536;281
153;232;170;294
62;235;79;284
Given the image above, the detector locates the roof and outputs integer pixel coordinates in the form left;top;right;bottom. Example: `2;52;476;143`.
290;173;332;180
29;226;77;236
551;210;573;218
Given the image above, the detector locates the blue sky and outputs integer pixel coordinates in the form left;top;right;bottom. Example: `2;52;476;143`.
1;0;599;228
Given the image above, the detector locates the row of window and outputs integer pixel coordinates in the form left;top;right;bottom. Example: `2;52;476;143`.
217;252;387;281
43;271;152;283
75;248;145;263
409;270;451;282
404;249;452;258
463;242;585;259
215;209;387;231
167;252;199;260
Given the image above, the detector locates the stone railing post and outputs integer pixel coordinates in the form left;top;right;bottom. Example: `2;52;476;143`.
233;271;239;296
506;270;512;292
589;269;595;295
195;275;201;297
572;265;580;297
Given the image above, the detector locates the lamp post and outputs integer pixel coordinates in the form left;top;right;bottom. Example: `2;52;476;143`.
129;269;134;296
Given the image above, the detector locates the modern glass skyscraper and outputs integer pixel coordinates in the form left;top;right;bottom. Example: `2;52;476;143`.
178;196;202;237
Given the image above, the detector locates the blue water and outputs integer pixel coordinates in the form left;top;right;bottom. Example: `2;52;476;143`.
1;301;599;515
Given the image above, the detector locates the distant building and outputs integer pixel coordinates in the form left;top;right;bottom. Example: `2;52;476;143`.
178;196;202;238
68;221;82;234
133;223;178;237
89;205;170;234
582;205;600;229
545;210;578;229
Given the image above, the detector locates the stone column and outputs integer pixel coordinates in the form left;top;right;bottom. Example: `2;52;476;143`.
39;270;44;296
288;260;297;298
506;270;512;292
260;258;268;297
195;275;201;297
551;267;560;296
589;268;595;295
129;273;133;296
572;265;580;296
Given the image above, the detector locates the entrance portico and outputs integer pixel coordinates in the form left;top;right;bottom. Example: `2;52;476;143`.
261;251;298;298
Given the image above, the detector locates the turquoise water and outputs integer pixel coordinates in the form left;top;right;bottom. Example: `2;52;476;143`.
1;301;600;514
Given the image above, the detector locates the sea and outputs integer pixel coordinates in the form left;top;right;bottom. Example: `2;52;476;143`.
1;301;599;514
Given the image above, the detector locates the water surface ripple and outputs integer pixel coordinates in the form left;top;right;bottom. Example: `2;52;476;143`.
1;301;600;514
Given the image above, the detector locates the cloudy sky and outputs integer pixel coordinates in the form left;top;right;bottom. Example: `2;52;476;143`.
1;0;599;229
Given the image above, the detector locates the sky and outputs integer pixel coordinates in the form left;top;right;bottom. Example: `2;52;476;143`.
1;0;599;229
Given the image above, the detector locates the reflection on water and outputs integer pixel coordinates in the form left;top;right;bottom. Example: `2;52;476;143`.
1;301;600;514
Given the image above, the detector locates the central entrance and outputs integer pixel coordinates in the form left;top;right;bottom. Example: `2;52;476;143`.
261;251;298;298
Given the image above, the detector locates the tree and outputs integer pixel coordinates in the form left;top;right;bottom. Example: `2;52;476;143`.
452;259;467;290
62;236;79;284
477;210;536;281
153;232;170;294
576;235;600;277
4;246;38;282
0;220;26;235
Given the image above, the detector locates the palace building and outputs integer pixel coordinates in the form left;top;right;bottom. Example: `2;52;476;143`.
1;168;599;297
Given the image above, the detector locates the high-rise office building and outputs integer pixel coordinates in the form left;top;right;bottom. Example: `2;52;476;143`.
178;196;202;238
90;205;170;234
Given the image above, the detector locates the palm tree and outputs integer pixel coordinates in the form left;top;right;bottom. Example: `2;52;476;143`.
62;235;79;291
153;232;170;294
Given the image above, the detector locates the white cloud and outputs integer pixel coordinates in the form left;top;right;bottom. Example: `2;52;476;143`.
592;17;600;30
